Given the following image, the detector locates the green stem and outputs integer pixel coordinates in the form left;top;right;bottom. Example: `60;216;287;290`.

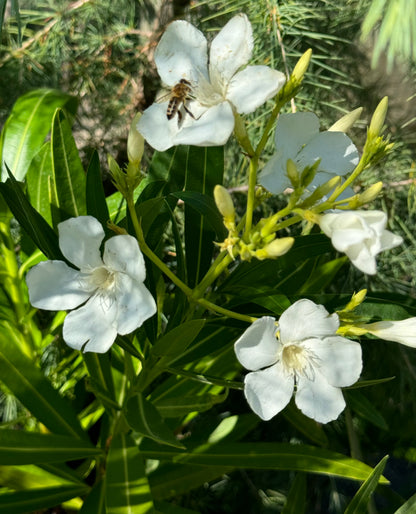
244;156;259;238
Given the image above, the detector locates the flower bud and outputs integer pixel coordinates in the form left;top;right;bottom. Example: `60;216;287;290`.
368;97;388;138
214;185;235;230
361;318;416;348
128;113;145;164
286;159;300;188
328;107;363;133
343;289;367;312
255;237;294;260
292;49;312;82
357;181;383;205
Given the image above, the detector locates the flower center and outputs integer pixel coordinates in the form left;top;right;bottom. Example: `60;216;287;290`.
89;266;115;292
281;343;317;381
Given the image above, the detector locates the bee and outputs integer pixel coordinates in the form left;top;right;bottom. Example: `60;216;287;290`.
164;78;195;122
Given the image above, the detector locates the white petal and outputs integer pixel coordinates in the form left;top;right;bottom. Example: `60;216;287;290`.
345;244;377;275
257;153;289;194
137;103;177;152
365;319;416;347
295;372;346;423
63;294;118;353
304;336;362;387
209;14;253;86
227;66;286;114
58;216;104;270
274;112;320;157
234;317;279;371
297;132;359;176
26;261;90;310
379;230;403;251
278;299;339;344
244;365;294;420
173;102;235;147
113;274;156;335
354;210;387;233
103;235;146;283
155;20;208;86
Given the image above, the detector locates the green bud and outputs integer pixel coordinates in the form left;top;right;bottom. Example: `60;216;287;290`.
255;237;294;260
292;49;312;82
300;176;341;207
357;181;383;205
214;185;235;221
328;107;363;133
368;96;388;138
300;160;319;188
286;159;300;188
127;113;145;164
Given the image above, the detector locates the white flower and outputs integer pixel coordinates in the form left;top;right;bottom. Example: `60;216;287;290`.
26;216;156;353
362;319;416;348
234;299;362;423
258;112;359;194
319;210;403;275
137;14;285;151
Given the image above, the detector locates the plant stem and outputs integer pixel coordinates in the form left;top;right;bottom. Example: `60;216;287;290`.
244;156;259;239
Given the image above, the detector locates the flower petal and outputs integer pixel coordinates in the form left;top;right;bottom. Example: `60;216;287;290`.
258;153;290;194
137;103;177;151
113;274;156;335
379;230;403;251
173;102;235;147
58;216;104;270
103;235;146;283
278;299;339;344
234;316;279;371
26;261;90;310
244;364;294;420
274;112;320;157
295;372;346;423
365;319;416;348
303;336;362;387
155;20;208;86
63;294;118;353
227;66;286;114
297;132;359;176
209;14;253;86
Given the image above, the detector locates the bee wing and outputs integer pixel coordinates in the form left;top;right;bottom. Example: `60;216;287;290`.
155;88;171;103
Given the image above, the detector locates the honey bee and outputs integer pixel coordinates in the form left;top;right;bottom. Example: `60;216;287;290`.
163;78;195;122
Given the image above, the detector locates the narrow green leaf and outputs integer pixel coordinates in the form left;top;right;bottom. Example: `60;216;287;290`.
153;391;227;418
86;150;110;227
140;442;389;483
0;322;84;438
25;143;53;225
0;0;7;41
0;89;77;181
125;394;185;449
106;434;155;514
281;473;306;514
0;484;89;514
0;430;101;465
0;170;63;259
345;390;388;430
151;320;206;358
283;401;329;446
51;109;86;220
395;492;416;513
80;479;106;514
0;464;79;491
344;455;389;514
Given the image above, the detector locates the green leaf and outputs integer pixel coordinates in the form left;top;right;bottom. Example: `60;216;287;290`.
106;433;155;514
345;390;388;430
0;322;85;438
0;89;77;181
0;484;89;514
0;430;101;465
125;394;185;449
0;464;80;491
298;257;348;294
25;143;53;225
184;146;224;287
51;109;86;221
281;473;306;514
344;455;389;514
0;170;63;260
151;320;206;358
395;492;416;513
140;442;389;483
80;479;106;514
153;391;227;418
86;150;110;227
283;402;329;446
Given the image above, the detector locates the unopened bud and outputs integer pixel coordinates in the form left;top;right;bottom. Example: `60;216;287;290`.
292;49;312;82
214;185;235;229
286;159;300;188
300;176;341;207
343;289;367;312
255;237;294;260
358;181;383;205
128;113;145;164
329;107;363;133
369;96;388;137
301;161;319;188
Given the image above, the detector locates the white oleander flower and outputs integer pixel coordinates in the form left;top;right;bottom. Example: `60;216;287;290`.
234;299;362;423
26;216;156;353
258;112;359;194
137;14;285;151
319;210;403;275
362;319;416;348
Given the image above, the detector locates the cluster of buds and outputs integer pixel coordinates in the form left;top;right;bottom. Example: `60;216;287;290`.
214;185;294;261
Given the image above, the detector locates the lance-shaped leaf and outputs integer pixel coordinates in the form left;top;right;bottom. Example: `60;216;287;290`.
0;484;89;514
344;455;389;514
0;322;84;438
281;473;306;514
0;430;101;465
140;442;389;483
51;108;86;221
80;479;106;514
395;493;416;513
1;89;77;181
86;150;110;228
26;143;53;225
106;433;155;514
126;394;185;449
